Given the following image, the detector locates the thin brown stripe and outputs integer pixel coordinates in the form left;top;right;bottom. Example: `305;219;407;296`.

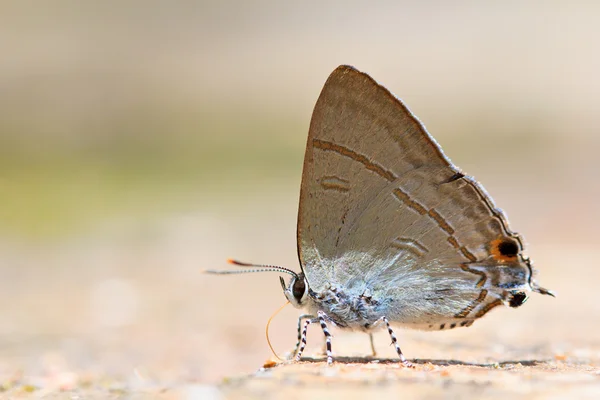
313;139;397;182
460;264;487;287
320;182;350;192
428;209;455;235
447;236;460;249
390;238;429;257
319;175;351;193
454;289;488;318
393;188;427;215
449;234;478;263
460;246;477;262
474;299;503;319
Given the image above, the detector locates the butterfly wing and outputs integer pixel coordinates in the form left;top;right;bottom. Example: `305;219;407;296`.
297;66;533;323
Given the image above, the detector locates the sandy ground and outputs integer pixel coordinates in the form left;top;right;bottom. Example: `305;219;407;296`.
220;357;600;400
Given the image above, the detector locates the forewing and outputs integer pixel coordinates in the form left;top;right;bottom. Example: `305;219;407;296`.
297;66;529;312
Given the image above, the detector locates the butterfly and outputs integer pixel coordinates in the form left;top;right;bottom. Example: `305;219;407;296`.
208;65;554;366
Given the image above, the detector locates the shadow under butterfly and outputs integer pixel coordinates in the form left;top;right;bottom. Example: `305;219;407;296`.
207;65;554;367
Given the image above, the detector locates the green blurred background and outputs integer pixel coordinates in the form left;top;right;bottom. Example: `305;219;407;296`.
1;0;599;390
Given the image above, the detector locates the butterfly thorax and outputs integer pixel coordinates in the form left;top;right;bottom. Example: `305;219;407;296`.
306;284;384;331
283;272;384;330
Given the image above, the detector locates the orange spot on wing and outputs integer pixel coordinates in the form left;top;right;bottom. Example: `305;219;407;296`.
489;238;519;262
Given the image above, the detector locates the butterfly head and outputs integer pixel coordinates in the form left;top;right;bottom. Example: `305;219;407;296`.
206;259;314;307
280;272;310;308
206;260;313;305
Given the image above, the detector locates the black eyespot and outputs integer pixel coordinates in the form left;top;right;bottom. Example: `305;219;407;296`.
498;239;519;257
292;278;306;301
509;291;528;308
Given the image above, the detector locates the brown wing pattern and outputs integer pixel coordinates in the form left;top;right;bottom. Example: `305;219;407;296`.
297;66;525;294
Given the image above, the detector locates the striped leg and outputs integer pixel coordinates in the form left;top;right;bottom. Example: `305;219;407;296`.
291;314;315;359
380;317;412;367
295;318;315;361
317;311;333;365
295;312;334;365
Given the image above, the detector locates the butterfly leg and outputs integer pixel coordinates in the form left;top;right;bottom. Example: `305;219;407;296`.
317;311;333;365
295;311;334;365
368;332;377;357
379;316;413;367
291;314;315;359
295;317;317;362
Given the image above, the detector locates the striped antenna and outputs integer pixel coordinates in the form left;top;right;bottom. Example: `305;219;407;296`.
205;259;298;278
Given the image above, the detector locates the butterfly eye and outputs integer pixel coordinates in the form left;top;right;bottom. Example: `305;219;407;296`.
292;278;306;301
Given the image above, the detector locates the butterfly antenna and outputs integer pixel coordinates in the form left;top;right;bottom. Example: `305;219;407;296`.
265;300;290;362
533;286;556;297
205;259;298;278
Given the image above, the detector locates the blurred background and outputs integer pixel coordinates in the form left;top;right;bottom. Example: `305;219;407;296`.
1;0;599;391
